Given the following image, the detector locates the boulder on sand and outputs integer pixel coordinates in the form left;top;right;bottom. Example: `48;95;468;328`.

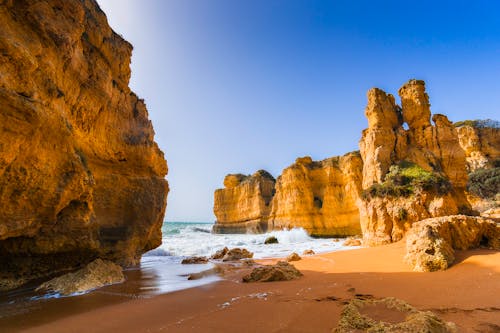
242;261;302;282
286;252;301;262
36;259;124;295
405;215;500;272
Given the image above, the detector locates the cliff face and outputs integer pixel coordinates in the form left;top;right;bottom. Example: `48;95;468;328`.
0;0;168;288
359;80;470;245
213;80;497;242
268;154;363;236
213;171;275;233
456;124;500;172
213;153;363;237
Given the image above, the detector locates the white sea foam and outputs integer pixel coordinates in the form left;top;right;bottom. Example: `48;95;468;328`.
136;222;357;295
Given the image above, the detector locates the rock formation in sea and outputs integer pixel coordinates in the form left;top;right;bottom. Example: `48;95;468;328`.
213;79;499;244
213;153;363;236
213;170;275;233
0;0;168;290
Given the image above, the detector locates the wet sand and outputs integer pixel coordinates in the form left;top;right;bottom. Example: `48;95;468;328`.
2;241;499;332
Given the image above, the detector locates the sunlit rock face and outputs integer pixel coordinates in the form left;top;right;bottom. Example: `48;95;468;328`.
213;153;363;237
268;153;363;237
456;124;500;172
213;79;496;246
359;80;471;246
213;170;275;234
0;0;168;290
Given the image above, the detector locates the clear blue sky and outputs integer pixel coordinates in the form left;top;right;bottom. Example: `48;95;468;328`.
97;0;500;222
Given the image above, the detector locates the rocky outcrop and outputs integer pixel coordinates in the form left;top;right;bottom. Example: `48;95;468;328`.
181;256;209;264
334;297;457;332
268;153;363;236
359;80;471;245
212;79;498;244
405;215;500;272
242;261;302;282
36;259;124;295
456;121;500;172
213;170;275;233
0;0;168;290
213;152;363;236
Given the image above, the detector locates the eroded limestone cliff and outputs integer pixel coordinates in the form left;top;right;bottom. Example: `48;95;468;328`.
268;153;363;236
0;0;168;289
213;79;498;243
359;80;471;245
213;170;275;233
213;152;363;237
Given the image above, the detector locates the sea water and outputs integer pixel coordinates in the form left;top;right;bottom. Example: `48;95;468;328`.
0;221;357;317
137;221;356;295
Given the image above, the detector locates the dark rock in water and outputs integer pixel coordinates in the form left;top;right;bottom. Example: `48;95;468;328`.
36;259;124;296
222;248;254;261
264;236;279;244
242;261;302;282
181;256;209;264
286;252;301;262
333;297;456;332
191;227;210;233
210;247;229;259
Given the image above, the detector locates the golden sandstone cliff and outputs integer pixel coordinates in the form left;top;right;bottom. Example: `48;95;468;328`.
213;80;499;243
0;0;168;289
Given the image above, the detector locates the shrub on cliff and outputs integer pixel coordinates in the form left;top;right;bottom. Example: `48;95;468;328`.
362;161;451;200
467;167;500;199
454;119;500;129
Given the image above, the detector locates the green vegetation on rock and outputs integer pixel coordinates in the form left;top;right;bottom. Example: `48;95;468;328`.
454;119;499;128
362;161;451;200
467;167;500;199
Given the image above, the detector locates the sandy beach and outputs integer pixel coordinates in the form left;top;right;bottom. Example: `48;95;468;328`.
2;241;498;333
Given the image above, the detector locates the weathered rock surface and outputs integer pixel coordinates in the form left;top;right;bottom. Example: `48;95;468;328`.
181;256;208;264
264;236;279;244
405;215;500;272
359;80;471;245
456;123;500;172
242;261;302;282
268;153;363;236
0;0;168;289
210;247;229;259
286;252;301;262
212;79;498;245
333;297;457;332
214;152;363;237
36;259;124;295
342;238;362;246
221;248;253;261
302;249;315;255
213;170;275;233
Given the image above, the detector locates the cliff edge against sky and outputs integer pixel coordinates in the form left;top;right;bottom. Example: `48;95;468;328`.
213;80;499;242
0;0;168;290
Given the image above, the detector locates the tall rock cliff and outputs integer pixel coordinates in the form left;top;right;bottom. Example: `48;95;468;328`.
268;154;362;236
0;0;168;289
213;152;363;237
358;80;471;245
213;79;498;242
213;170;275;233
